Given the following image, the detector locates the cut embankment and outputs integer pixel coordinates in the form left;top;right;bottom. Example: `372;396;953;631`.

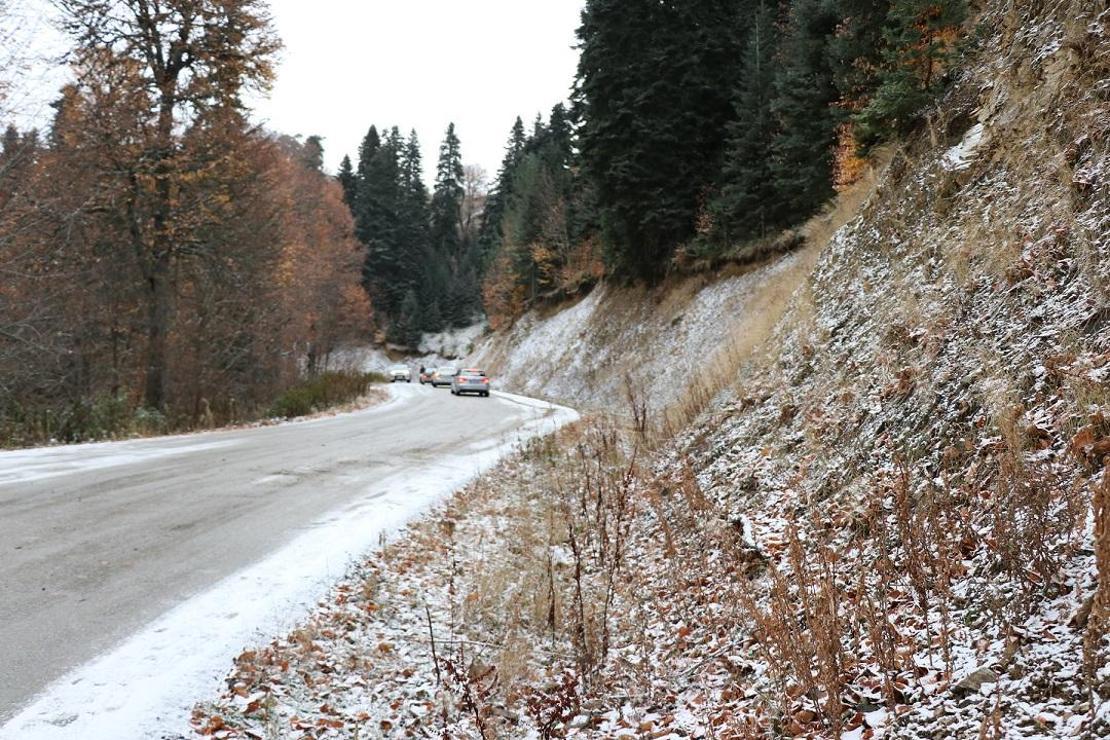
468;148;890;421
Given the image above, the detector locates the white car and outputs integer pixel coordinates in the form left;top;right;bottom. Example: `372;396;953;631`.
388;364;411;383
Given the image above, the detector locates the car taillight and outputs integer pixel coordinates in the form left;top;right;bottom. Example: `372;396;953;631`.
481;377;490;384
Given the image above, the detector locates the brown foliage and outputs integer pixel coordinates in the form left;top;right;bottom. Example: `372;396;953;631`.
0;103;369;441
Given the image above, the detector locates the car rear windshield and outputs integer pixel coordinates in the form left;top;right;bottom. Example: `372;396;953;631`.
461;369;485;376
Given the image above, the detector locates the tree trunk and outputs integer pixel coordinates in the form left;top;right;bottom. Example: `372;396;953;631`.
142;255;172;411
142;86;176;412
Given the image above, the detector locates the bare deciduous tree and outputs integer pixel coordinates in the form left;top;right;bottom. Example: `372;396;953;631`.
461;163;488;247
52;0;281;410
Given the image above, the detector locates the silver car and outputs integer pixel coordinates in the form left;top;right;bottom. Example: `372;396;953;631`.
430;367;457;388
451;368;491;397
388;364;411;383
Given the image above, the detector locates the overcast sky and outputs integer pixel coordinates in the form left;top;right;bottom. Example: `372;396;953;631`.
5;0;586;183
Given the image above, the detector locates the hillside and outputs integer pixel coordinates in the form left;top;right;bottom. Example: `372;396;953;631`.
191;1;1108;737
468;153;885;415
470;255;804;411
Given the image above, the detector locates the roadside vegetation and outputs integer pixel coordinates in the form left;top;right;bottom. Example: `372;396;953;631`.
267;372;388;421
0;370;388;447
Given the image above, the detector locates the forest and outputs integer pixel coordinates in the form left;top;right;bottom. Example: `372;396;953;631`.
472;0;966;327
0;0;371;443
0;0;966;443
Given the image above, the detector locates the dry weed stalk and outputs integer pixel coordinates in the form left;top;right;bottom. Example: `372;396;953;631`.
442;647;497;740
1084;469;1109;714
551;415;640;686
737;521;851;730
884;461;960;673
989;422;1085;620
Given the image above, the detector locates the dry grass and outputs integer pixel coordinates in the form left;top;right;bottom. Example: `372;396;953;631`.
658;151;893;437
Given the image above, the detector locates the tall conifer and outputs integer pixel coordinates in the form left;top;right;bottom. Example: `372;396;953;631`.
712;0;784;244
768;0;841;224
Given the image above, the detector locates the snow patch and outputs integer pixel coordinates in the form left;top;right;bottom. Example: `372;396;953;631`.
418;322;487;359
0;439;238;488
942;123;986;171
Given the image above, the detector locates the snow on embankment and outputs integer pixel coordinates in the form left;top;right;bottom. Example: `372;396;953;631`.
646;1;1109;735
470;253;807;413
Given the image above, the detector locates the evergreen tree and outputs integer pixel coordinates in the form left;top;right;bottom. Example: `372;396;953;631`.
352;125;381;247
398;129;430;268
357;126;411;317
477;117;528;266
301;135;324;171
488;105;581;306
828;0;893;110
1;125;19;159
507;116;527;160
855;0;967;146
355;126;380;191
544;104;572;172
336;154;357;210
392;288;422;347
430;123;464;259
768;0;842;225
712;0;784;244
575;0;748;281
397;129;442;332
400;130;426;201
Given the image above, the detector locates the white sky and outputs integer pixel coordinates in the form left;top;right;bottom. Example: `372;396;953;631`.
4;0;586;183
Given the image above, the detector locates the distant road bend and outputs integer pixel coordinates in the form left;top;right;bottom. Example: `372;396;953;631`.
0;385;573;730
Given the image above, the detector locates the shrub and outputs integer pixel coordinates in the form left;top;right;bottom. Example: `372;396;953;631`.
267;372;383;420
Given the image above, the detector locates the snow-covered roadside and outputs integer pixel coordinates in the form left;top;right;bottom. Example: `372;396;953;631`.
0;438;240;488
0;383;393;455
0;392;577;740
466;251;809;413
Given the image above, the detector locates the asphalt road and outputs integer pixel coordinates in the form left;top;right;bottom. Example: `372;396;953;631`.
0;384;561;723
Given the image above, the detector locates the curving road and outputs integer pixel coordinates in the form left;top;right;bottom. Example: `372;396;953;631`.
0;384;574;736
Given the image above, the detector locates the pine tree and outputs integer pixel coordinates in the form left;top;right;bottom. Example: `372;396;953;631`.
397;129;441;332
301;135;324;171
336;155;357;210
855;0;967;146
828;0;893;111
393;288;422;348
712;0;784;244
768;0;842;226
398;129;430;266
1;125;19;159
352;125;381;247
357;126;411;317
575;0;748;281
478;117;528;266
430;123;464;259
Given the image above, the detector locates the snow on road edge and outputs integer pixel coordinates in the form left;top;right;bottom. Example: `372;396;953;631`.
0;394;578;740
